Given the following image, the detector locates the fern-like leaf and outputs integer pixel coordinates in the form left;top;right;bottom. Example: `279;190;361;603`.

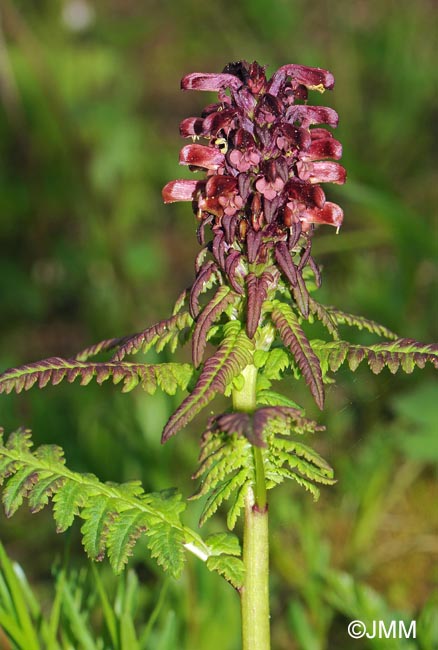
112;312;193;361
246;272;272;339
189;260;219;318
327;308;399;340
146;522;186;577
254;348;291;381
75;336;129;362
271;301;324;409
0;358;193;396
206;556;244;590
275;241;298;287
308;298;339;340
256;390;302;409
162;322;254;442
106;509;149;573
292;271;310;318
193;403;333;528
200;470;250;527
81;496;116;561
313;338;438;376
0;430;193;577
192;285;237;367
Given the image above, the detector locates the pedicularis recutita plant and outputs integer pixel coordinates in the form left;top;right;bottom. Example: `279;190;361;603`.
1;61;436;649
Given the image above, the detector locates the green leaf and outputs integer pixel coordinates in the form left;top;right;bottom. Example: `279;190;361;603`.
53;481;91;532
106;509;149;573
0;543;40;650
146;523;186;578
0;430;197;578
227;483;248;530
205;532;241;557
81;496;116;561
256;390;302;409
200;469;250;527
2;466;40;518
206;556;245;589
262;348;291;380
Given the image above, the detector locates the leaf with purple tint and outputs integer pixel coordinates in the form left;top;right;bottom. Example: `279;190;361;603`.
271;301;324;409
246;229;263;263
275;241;298;288
210;406;310;447
192;285;237;367
0;358;193;396
224;250;244;294
162;322;254;442
189;261;219;318
311;339;438;375
75;336;130;362
308;298;339;340
212;230;226;268
112;312;193;361
245;272;271;339
292;271;310;318
326;309;399;340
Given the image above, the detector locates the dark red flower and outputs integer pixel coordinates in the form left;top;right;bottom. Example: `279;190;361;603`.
162;60;346;335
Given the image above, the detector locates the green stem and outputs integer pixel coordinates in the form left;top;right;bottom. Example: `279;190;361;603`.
232;364;270;650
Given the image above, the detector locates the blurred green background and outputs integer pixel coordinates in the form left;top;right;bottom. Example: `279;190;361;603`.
0;1;437;648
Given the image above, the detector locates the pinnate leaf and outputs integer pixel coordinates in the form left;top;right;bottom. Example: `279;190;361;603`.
0;358;193;396
245;272;272;339
111;312;193;361
0;430;193;578
206;555;244;589
106;510;149;573
146;522;186;578
327;308;398;340
81;496;117;561
271;301;324;409
162;322;254;441
312;339;438;375
205;532;241;557
192;285;237;367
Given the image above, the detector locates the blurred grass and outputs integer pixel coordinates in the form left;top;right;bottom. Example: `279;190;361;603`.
0;1;437;648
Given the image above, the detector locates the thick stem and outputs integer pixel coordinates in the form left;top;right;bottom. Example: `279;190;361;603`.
241;488;270;650
232;364;270;650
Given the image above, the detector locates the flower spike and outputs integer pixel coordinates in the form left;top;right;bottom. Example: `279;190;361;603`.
163;60;346;347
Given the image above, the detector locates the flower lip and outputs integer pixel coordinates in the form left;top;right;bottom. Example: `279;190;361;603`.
181;72;243;92
162;179;202;203
179;117;204;138
179;144;225;170
269;64;335;95
297;161;346;185
286;105;339;128
301;201;344;228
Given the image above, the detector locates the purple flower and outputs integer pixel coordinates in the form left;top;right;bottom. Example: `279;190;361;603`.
162;60;346;334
